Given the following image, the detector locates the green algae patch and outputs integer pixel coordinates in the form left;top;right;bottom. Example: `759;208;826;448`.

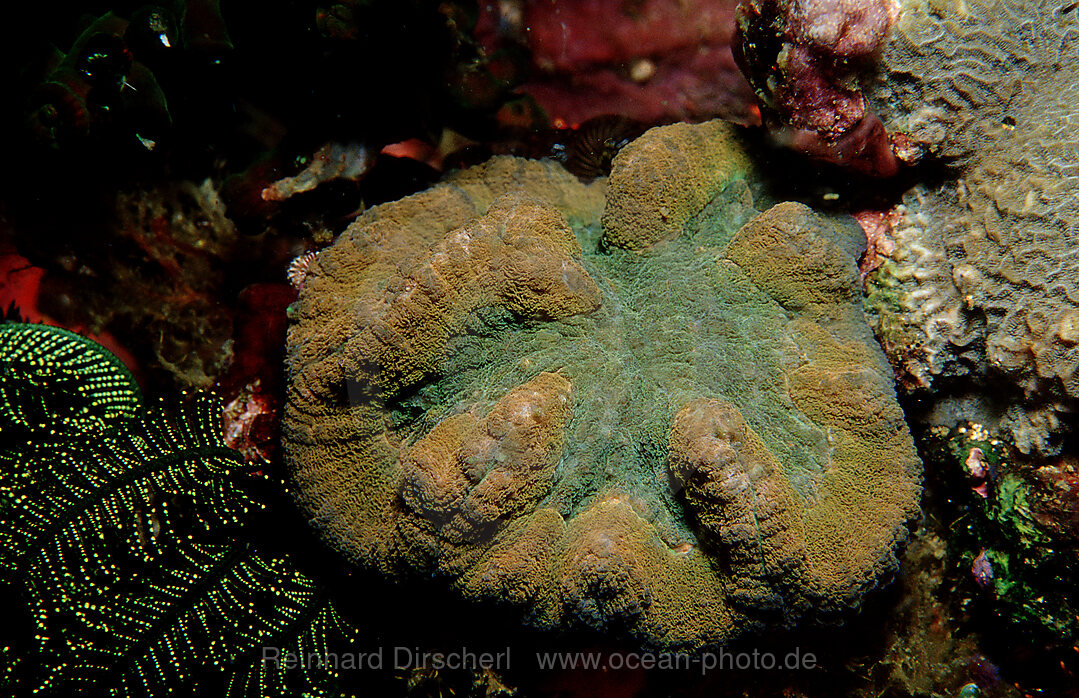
925;423;1079;642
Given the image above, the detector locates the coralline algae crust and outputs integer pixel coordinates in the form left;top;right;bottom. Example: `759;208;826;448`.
283;123;922;649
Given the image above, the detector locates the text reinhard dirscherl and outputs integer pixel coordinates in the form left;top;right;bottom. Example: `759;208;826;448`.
261;646;818;675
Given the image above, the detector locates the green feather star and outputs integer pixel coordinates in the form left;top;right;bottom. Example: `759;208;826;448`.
0;324;357;697
0;323;141;440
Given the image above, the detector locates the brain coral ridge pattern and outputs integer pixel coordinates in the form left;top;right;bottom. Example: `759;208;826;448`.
283;124;922;650
859;0;1079;453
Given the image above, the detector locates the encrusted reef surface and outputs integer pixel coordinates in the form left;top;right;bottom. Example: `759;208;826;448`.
283;122;922;650
738;0;1079;454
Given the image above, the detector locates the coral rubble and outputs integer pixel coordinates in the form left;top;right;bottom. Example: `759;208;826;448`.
283;122;922;649
926;423;1079;644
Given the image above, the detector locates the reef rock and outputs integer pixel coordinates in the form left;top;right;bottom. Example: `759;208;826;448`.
283;124;922;649
734;0;902;175
511;0;759;127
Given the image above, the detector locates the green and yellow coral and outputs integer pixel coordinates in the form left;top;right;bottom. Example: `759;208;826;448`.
283;122;922;650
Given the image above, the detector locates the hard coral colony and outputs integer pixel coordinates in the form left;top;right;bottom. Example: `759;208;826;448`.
864;0;1079;455
737;0;1079;455
282;122;922;649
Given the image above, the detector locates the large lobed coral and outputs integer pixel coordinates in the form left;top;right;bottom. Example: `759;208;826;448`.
737;0;1079;454
282;122;921;649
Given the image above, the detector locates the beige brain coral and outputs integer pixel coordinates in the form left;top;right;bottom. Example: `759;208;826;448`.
284;124;921;649
857;0;1079;453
